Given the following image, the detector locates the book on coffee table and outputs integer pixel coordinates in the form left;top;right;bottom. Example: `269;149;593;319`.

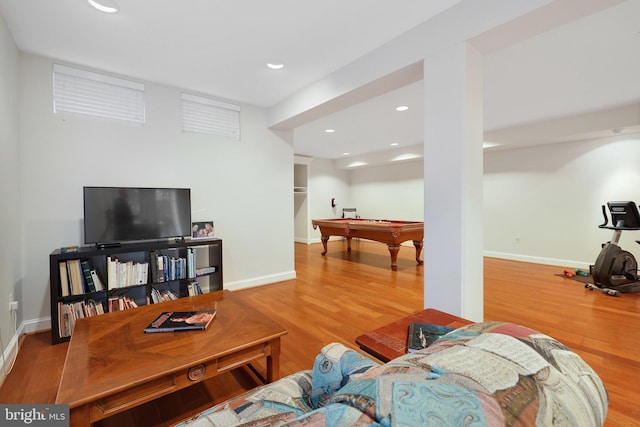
144;309;216;333
407;322;455;352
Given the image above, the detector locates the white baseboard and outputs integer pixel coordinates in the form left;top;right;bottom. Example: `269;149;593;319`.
21;316;50;335
224;270;297;291
483;251;592;270
0;319;26;386
294;237;314;244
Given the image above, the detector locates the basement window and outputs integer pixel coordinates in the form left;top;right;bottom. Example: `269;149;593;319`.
53;64;146;124
181;93;240;140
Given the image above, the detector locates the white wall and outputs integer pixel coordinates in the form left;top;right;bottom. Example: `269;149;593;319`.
0;11;21;379
349;160;423;221
308;158;350;242
18;53;295;331
484;0;640;131
484;134;640;267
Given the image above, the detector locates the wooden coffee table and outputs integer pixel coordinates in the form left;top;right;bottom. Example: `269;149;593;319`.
56;290;287;427
355;308;473;362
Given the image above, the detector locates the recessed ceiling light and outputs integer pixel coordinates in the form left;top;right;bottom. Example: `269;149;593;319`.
88;0;119;13
395;105;409;111
347;161;368;168
266;61;284;70
343;152;350;156
390;142;399;146
325;129;335;133
391;153;421;162
483;142;501;149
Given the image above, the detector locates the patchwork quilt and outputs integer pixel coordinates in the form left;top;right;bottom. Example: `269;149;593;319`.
176;322;608;426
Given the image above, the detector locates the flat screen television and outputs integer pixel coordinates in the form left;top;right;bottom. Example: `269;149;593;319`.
83;186;192;246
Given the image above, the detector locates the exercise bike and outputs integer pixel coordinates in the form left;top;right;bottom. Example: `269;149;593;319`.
587;201;640;296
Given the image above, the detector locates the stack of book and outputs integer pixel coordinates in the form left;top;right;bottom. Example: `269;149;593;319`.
106;257;149;289
58;260;105;296
149;251;189;283
187;281;203;296
151;288;179;303
57;299;105;338
107;296;140;312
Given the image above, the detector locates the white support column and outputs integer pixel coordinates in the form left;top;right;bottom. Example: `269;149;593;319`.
423;42;484;321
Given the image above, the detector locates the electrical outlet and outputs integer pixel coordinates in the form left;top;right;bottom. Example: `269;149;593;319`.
8;293;17;312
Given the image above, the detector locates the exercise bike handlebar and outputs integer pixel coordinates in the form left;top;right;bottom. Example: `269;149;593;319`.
598;205;609;228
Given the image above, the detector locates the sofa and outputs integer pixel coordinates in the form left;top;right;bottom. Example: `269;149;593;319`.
176;321;608;426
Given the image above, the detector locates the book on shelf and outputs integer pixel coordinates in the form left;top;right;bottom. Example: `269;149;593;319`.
187;248;196;278
58;261;70;297
81;260;96;292
67;259;85;295
84;299;105;316
90;269;105;291
149;251;159;283
187;281;203;296
151;288;179;303
157;255;165;282
195;266;217;276
143;309;216;333
407;322;456;353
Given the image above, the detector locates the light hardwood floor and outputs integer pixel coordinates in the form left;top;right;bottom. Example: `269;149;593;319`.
1;240;638;426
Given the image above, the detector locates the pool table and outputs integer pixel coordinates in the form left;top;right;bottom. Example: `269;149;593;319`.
311;218;424;270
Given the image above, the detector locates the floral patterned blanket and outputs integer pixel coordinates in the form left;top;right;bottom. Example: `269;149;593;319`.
176;322;608;426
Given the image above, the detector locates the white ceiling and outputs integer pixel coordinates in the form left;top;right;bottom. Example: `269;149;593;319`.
1;0;639;164
0;0;461;107
294;0;640;161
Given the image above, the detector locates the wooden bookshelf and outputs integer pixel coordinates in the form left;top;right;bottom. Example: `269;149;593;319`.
49;238;222;344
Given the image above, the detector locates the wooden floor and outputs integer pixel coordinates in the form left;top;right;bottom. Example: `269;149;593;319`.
1;240;639;426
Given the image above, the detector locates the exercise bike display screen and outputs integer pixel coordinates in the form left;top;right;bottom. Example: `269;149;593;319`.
607;201;640;229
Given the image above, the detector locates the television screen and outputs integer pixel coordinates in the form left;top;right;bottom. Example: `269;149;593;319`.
83;187;191;245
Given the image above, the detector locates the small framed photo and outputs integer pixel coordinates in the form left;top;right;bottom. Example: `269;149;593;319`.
191;221;214;239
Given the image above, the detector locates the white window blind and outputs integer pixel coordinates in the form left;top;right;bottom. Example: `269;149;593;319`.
53;64;145;124
181;93;240;140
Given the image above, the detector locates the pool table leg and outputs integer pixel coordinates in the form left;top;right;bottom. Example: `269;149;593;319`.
320;235;329;255
413;240;424;265
388;244;400;271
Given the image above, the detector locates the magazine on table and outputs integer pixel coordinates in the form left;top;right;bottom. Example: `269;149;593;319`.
144;309;216;333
